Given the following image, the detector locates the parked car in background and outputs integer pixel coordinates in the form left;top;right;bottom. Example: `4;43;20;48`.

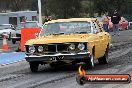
119;17;129;30
25;18;111;72
0;24;16;39
11;21;39;44
109;17;128;31
128;22;132;29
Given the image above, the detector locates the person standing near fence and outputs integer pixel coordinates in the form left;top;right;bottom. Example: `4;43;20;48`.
111;10;121;36
102;14;109;32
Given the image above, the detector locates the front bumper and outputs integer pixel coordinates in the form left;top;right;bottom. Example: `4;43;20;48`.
25;52;91;62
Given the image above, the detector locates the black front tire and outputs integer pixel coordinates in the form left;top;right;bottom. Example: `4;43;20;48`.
50;62;64;68
29;62;39;72
50;63;57;68
98;47;109;64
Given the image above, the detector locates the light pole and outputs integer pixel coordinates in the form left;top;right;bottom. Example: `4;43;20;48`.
38;0;42;27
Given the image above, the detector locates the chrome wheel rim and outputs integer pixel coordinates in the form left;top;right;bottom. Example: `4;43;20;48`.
90;54;94;67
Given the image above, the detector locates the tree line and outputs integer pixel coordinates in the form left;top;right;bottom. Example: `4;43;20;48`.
0;0;132;20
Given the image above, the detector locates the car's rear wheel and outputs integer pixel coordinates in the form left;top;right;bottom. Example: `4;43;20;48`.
98;47;109;64
29;62;39;72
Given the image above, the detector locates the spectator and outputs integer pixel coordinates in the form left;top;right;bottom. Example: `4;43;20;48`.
111;10;121;36
47;16;52;21
102;13;109;32
43;16;52;23
44;16;48;23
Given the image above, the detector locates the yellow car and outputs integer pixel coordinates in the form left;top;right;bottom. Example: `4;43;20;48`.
25;18;111;72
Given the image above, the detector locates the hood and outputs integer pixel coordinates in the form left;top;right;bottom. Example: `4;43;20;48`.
0;29;12;34
25;34;93;45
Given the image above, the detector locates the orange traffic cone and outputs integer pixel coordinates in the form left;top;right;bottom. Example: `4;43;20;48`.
2;36;9;51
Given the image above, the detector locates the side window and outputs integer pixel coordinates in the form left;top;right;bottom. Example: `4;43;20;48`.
92;22;101;34
32;16;37;21
20;16;25;22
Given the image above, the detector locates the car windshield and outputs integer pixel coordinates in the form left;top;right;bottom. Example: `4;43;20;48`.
0;25;11;29
41;21;91;36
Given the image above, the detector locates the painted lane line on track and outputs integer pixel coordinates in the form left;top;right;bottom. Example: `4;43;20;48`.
0;52;17;55
0;52;25;66
1;60;26;66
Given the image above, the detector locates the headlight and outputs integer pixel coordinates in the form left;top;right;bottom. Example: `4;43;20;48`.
29;46;35;53
38;46;43;52
78;43;85;50
69;44;75;50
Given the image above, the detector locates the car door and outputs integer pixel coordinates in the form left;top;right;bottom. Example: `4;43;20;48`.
95;21;109;57
92;21;103;59
94;21;108;58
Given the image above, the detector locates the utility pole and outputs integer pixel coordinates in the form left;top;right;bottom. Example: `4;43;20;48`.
38;0;42;27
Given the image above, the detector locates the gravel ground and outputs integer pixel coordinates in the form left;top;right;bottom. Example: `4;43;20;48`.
0;30;132;88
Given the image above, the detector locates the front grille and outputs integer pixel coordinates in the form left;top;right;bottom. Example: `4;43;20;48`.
44;43;69;53
46;45;56;52
25;42;87;55
57;44;69;52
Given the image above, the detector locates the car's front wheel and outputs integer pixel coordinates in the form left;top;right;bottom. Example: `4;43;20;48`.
98;47;109;64
29;62;39;72
50;63;57;68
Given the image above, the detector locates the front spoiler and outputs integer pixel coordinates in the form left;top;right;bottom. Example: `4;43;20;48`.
25;52;91;62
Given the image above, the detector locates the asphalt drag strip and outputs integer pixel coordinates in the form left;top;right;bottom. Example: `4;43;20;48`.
0;43;131;88
32;48;132;88
0;30;132;88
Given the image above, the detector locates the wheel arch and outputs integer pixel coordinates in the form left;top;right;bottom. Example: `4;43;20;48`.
92;46;95;56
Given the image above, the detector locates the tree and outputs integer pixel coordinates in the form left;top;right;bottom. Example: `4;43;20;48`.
93;0;130;16
0;0;37;11
0;0;132;20
45;0;81;18
81;0;94;17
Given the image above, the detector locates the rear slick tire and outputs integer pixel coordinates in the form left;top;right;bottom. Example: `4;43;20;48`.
98;48;108;64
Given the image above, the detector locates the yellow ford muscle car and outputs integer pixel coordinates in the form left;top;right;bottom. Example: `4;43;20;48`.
25;18;111;72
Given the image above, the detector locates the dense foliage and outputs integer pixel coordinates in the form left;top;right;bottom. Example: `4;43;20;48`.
0;0;132;20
